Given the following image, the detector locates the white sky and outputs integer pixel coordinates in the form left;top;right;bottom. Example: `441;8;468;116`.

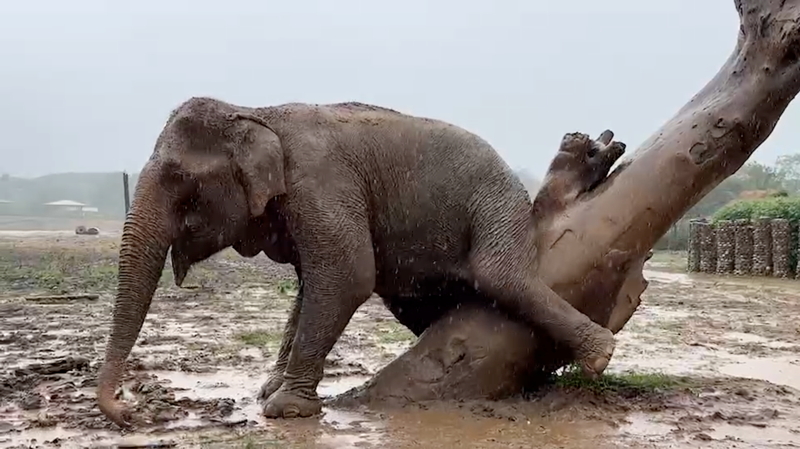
0;0;796;178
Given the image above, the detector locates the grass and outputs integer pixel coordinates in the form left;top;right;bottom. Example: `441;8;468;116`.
553;364;688;395
0;245;122;292
236;329;283;347
0;242;278;294
275;279;298;296
376;320;415;344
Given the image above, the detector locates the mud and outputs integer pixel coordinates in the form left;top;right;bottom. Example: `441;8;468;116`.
1;240;800;448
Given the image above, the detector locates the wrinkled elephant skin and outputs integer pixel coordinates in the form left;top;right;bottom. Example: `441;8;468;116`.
97;98;624;426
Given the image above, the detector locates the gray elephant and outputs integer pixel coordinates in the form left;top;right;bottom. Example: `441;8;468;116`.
97;97;623;427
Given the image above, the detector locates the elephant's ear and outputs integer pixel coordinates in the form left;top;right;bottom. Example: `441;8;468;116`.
232;117;286;217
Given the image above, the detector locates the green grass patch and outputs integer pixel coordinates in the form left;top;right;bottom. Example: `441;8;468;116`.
236;329;282;347
0;246;121;292
0;242;294;295
275;279;299;296
376;320;415;344
553;365;687;395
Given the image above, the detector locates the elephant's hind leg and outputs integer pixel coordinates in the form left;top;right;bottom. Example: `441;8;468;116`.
470;248;615;378
468;210;615;379
262;195;375;419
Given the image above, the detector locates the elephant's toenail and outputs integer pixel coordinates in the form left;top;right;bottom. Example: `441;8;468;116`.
284;405;299;418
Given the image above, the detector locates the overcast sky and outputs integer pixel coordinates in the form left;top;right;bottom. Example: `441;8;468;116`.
1;0;798;178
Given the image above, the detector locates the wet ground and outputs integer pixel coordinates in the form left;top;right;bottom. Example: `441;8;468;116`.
1;236;800;448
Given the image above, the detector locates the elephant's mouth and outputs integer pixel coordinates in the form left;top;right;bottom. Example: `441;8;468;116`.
170;247;191;287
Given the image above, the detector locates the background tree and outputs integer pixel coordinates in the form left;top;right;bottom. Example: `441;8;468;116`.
776;154;800;193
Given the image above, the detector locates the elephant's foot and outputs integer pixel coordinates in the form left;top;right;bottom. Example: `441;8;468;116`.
258;373;285;402
576;326;616;379
261;387;322;419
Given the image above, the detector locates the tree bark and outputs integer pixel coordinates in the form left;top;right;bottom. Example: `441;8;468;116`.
332;0;800;407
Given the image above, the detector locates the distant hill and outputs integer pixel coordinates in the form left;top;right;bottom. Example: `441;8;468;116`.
0;172;138;219
0;169;542;218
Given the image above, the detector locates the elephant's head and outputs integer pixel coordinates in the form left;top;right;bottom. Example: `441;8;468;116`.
97;97;286;427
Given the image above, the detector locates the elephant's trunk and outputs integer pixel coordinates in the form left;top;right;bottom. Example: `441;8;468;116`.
97;171;173;426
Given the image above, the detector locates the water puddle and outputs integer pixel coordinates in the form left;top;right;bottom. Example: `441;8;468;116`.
148;370;368;401
91;372;623;448
618;412;674;438
0;426;85;447
643;270;694;285
377;407;616;449
719;357;800;390
610;338;722;377
632;305;692;322
722;332;797;349
708;422;800;445
642;268;800;299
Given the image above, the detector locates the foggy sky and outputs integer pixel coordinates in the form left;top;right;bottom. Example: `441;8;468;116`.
1;0;798;178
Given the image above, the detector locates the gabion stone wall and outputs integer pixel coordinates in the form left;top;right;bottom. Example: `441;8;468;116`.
687;219;703;273
698;221;717;274
772;218;792;278
684;217;800;279
752;217;773;276
734;219;753;276
715;220;735;274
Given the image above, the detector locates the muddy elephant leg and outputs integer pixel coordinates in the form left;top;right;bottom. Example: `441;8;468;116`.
259;267;303;402
262;207;375;418
470;249;615;379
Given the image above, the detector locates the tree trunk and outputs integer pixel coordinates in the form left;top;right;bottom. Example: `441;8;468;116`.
333;0;800;407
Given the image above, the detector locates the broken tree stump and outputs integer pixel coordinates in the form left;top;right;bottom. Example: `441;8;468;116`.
334;0;800;406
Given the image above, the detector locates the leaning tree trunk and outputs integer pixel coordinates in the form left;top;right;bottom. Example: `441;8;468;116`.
333;0;800;406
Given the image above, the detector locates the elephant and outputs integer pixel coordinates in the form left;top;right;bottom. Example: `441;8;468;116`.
97;97;622;427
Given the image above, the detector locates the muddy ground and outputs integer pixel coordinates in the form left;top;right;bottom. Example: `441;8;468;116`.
1;232;800;448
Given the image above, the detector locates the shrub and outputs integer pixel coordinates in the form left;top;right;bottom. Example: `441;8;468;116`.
712;196;800;223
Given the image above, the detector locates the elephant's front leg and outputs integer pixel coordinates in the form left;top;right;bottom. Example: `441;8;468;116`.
262;213;376;418
259;268;303;402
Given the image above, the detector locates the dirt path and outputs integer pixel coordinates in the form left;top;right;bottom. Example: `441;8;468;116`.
1;238;799;448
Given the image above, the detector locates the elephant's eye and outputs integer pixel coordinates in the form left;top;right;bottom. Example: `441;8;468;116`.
185;216;202;232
